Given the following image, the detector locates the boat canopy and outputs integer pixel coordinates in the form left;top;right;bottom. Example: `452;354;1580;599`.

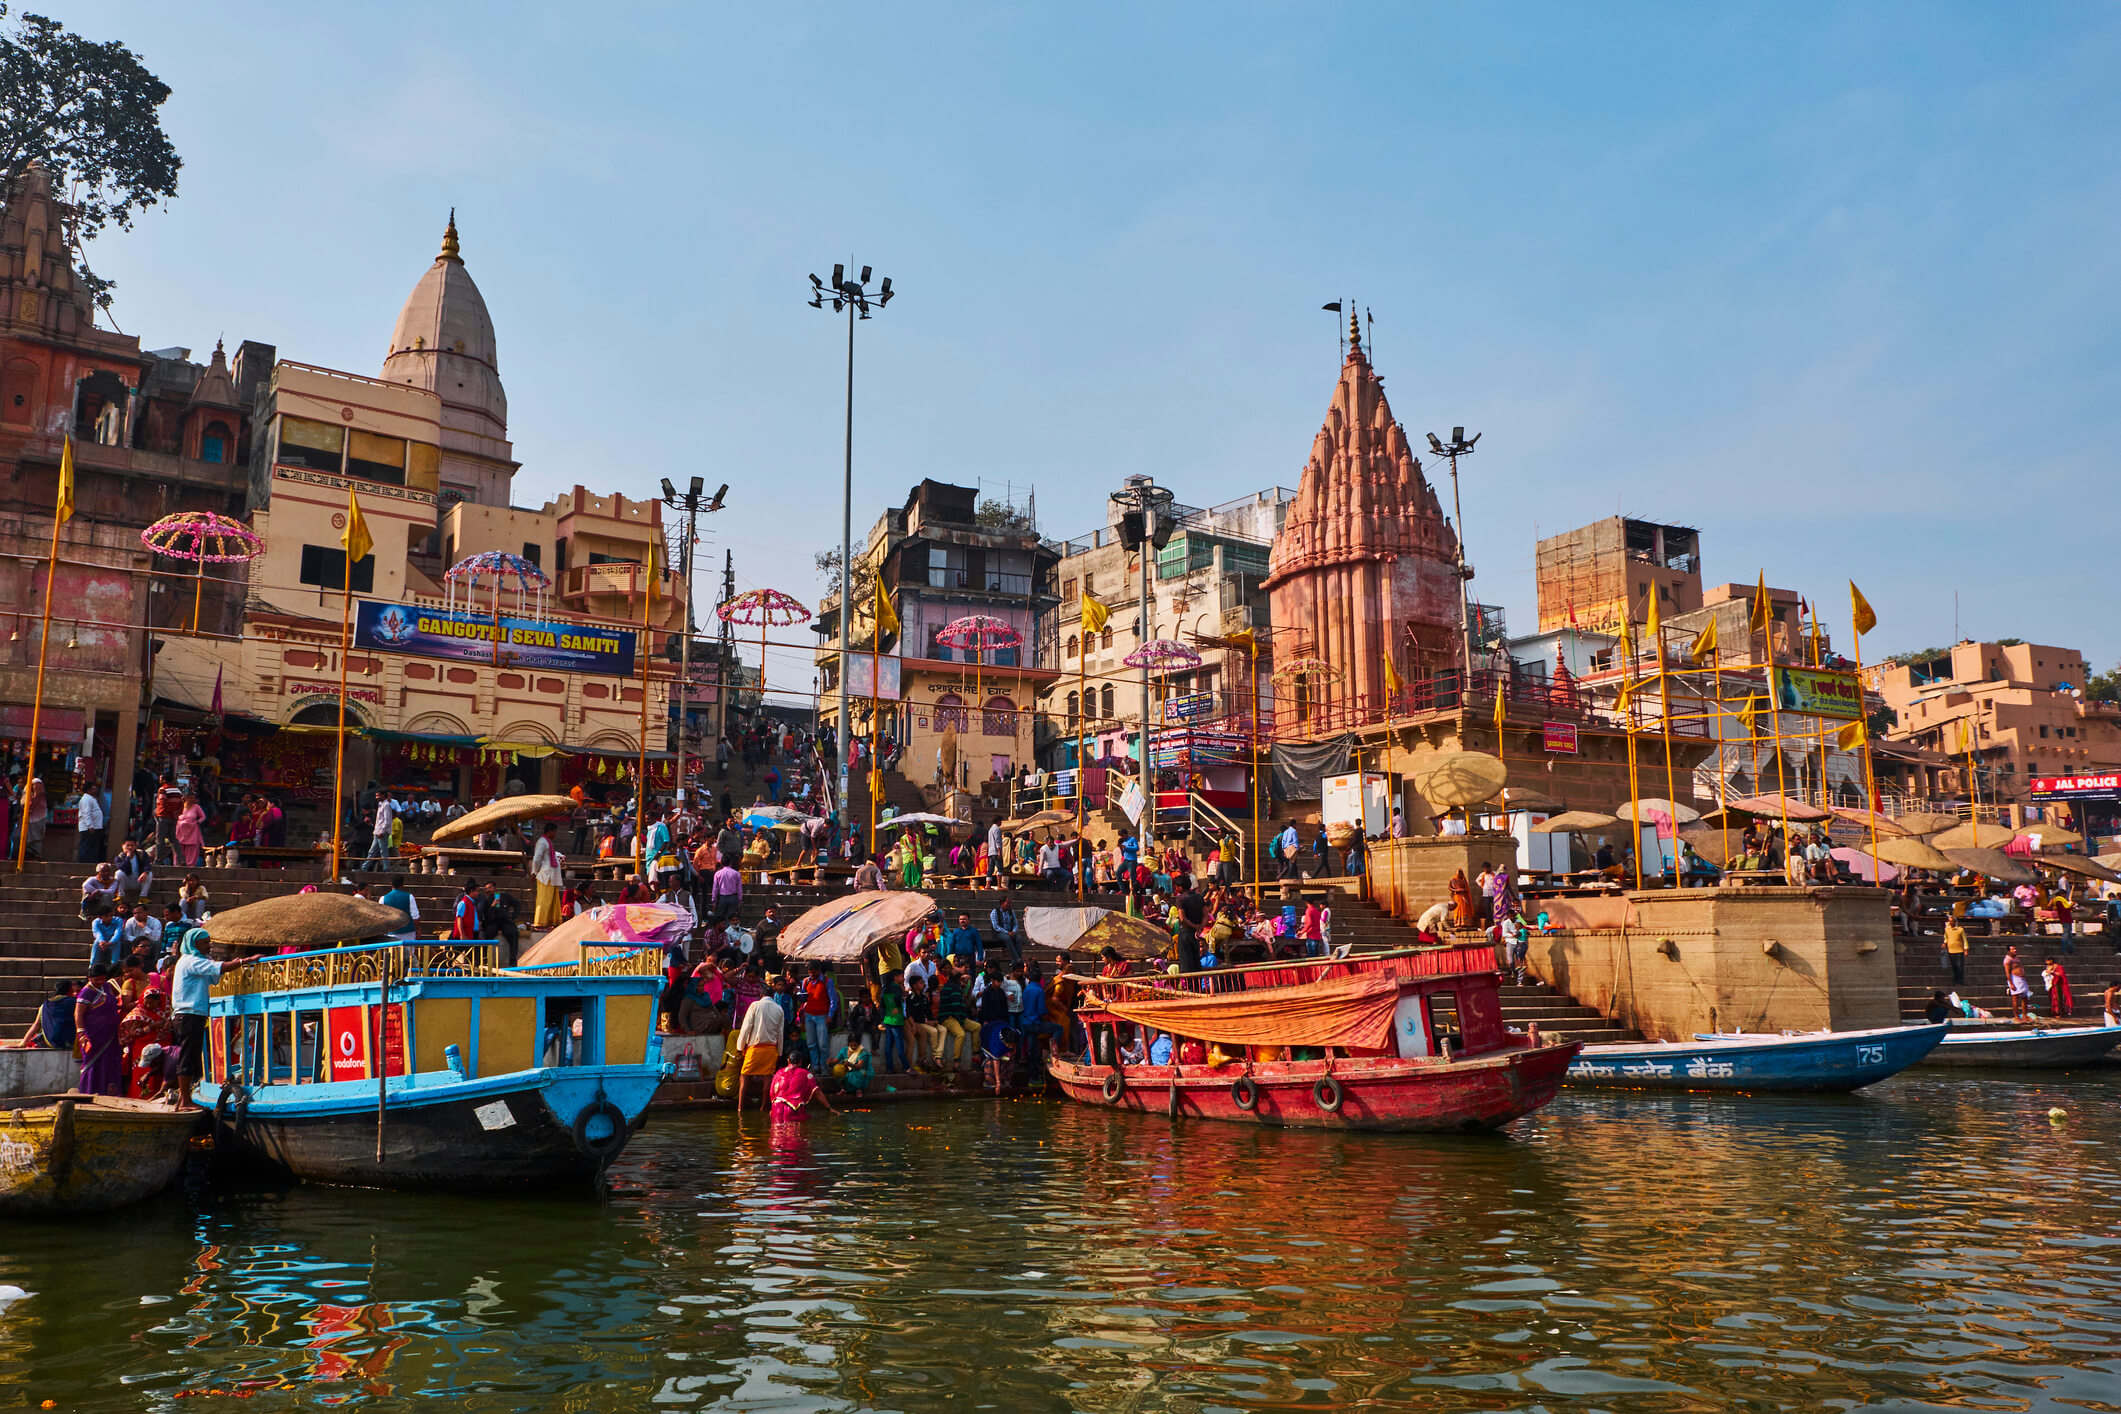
1090;973;1402;1050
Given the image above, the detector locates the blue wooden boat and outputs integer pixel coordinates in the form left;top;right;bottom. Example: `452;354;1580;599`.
1915;1023;2121;1069
195;942;667;1191
1563;1022;1948;1092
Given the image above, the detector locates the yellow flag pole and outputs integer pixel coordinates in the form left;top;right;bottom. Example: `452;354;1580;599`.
1850;592;1881;872
1759;577;1793;867
634;548;657;855
328;565;354;883
1074;639;1087;901
15;440;70;875
1650;599;1679;879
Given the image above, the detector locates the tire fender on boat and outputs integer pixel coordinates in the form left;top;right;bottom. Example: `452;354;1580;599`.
1101;1072;1126;1104
571;1097;628;1161
1231;1076;1259;1110
212;1083;250;1152
1313;1075;1344;1113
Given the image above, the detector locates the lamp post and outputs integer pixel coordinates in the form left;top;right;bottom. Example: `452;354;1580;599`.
657;476;727;812
1109;474;1174;857
808;263;894;834
1426;427;1480;705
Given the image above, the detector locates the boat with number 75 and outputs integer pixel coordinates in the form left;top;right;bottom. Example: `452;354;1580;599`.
193;941;668;1191
1050;944;1582;1132
1562;1022;1949;1092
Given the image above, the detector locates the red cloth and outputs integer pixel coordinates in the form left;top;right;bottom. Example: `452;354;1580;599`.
1093;973;1400;1050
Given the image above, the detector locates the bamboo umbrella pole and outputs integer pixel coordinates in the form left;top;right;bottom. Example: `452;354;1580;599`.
15;459;66;874
1850;609;1881;870
634;549;657;855
328;568;355;883
190;555;206;635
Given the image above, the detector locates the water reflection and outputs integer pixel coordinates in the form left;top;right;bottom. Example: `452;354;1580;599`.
0;1073;2113;1411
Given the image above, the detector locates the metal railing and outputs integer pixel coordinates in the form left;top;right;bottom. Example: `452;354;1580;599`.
212;941;660;997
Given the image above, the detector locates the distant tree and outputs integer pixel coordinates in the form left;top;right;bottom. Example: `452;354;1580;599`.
974;498;1035;534
2086;662;2121;704
0;6;180;309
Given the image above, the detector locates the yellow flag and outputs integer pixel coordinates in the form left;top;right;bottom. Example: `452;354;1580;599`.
1644;585;1661;638
1493;681;1507;738
1080;590;1110;635
1740;693;1766;739
1382;645;1402;693
340;486;372;568
1688;618;1719;666
1749;572;1771;634
1850;581;1876;637
874;574;899;641
1835;717;1867;751
55;434;75;526
1615;675;1636;715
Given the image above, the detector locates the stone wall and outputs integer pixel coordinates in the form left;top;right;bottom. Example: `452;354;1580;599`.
1368;832;1519;920
1528;885;1898;1040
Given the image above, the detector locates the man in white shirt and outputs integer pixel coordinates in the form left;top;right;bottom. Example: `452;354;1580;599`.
362;793;395;870
74;785;107;863
530;822;566;927
731;987;785;1115
123;903;163;955
905;941;940;992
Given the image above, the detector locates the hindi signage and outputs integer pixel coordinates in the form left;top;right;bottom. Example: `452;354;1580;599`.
1163;692;1214;723
1771;666;1862;720
354;602;636;676
1542;722;1580;754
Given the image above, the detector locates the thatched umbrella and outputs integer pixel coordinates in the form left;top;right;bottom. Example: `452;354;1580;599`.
1941;846;2037;885
2039;855;2121;885
1932;820;2017;850
2013;823;2083;847
1868;836;1958;873
1826;805;1910;837
1502;786;1567;813
1004;810;1074;836
1533;810;1621;834
1678;824;1747;868
1070;911;1177;962
1614;797;1702;826
1888;812;1963;836
1411;751;1507;810
203;893;413;951
429;793;576;845
1724;793;1831;822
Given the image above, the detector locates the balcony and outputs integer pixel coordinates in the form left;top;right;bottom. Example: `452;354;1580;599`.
560;561;681;607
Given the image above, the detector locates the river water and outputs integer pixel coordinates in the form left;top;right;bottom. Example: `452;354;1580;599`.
2;1072;2117;1412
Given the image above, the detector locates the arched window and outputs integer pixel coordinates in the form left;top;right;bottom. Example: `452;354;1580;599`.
934;693;967;732
1100;626;1113;650
201;419;233;464
1100;684;1114;718
1066;634;1078;659
1065;691;1079;725
982;696;1016;737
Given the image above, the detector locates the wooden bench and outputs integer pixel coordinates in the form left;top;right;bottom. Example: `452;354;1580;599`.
204;843;326;869
415;846;527;875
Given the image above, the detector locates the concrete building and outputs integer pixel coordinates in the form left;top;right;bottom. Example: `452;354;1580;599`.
1868;641;2121;812
814;480;1059;797
1533;516;1702;637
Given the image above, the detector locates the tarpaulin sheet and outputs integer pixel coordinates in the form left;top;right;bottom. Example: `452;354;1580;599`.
1094;972;1399;1050
1270;734;1356;803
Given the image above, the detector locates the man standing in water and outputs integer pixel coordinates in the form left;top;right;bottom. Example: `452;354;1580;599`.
732;980;785;1115
2002;945;2032;1022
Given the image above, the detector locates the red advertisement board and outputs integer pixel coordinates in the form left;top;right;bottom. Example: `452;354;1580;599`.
372;1003;407;1079
2031;773;2121;801
327;1007;370;1082
1542;722;1580;755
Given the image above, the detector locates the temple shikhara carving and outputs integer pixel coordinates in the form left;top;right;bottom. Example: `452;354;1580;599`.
1262;313;1463;728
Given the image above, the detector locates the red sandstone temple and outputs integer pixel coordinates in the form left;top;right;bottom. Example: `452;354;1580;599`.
1262;313;1462;734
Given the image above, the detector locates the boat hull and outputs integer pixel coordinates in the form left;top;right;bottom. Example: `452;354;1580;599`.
0;1095;201;1217
1050;1041;1581;1133
1566;1023;1948;1093
1915;1024;2121;1069
194;1068;658;1191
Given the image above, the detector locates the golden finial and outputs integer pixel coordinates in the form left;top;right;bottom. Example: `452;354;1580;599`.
440;208;460;261
1348;305;1361;350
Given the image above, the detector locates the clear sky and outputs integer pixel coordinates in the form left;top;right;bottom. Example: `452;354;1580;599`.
55;2;2121;694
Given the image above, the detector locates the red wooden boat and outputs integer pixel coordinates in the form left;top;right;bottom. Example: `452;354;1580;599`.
1050;943;1581;1133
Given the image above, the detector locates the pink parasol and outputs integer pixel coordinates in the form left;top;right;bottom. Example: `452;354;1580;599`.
1124;637;1202;671
142;511;266;634
717;588;813;695
445;550;552;663
514;902;694;967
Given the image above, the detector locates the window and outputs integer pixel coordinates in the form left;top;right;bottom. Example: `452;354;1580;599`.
927;626;955;662
1062;578;1076;602
299;544;376;592
935;693;968;732
1066;634;1079;659
1082;573;1095;595
928;545;967;589
277;415;345;473
202;419;232;464
982;696;1017;737
1066;691;1079;725
1100;684;1114;718
521;542;542;568
347;429;408;484
1427;992;1462;1052
1100;626;1113;650
2041;725;2050;738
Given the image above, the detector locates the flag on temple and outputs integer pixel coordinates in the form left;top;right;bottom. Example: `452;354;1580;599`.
1645;585;1661;638
1080;590;1110;635
1688;618;1718;665
55;435;75;526
340;487;372;568
1850;581;1877;637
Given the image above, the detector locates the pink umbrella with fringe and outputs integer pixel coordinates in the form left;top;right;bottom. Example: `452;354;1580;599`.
718;588;813;696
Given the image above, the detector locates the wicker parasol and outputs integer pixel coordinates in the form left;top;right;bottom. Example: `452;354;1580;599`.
1932;820;2017;850
1004;809;1074;836
1723;793;1831;822
203;894;412;951
1614;797;1703;826
1533;810;1621;834
1071;910;1177;961
1941;846;2037;884
1503;786;1567;813
1826;806;1910;837
1867;836;1957;872
2039;855;2121;884
1890;812;1964;837
429;793;576;844
2014;824;2084;847
1411;750;1507;810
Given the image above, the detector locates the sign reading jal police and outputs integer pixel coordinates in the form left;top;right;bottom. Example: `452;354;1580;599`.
354;602;636;676
2031;773;2121;802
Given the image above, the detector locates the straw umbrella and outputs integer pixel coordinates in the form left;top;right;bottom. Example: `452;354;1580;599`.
1868;836;1957;873
1613;798;1702;826
202;894;413;952
2013;824;2083;847
2040;855;2121;885
429;793;575;845
1533;810;1621;834
1889;812;1963;836
141;511;266;636
1932;820;2017;850
1411;750;1508;812
1941;846;2037;885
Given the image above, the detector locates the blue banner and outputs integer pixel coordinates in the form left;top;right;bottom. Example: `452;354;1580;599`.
354;602;636;676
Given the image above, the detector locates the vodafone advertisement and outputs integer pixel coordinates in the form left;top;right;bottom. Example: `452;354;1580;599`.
326;1005;407;1082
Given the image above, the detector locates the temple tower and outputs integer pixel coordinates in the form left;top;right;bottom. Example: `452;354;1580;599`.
1261;312;1463;724
380;212;517;506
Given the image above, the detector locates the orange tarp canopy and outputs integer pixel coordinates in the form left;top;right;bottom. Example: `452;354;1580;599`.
1094;973;1401;1051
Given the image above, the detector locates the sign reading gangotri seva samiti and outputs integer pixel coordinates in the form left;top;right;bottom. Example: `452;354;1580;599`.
1771;665;1862;720
354;602;637;676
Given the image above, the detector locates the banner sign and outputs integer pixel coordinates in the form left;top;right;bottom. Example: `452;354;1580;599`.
2031;773;2121;802
1163;692;1214;723
844;655;902;701
327;1006;371;1082
1542;722;1580;754
1771;665;1863;720
354;602;636;676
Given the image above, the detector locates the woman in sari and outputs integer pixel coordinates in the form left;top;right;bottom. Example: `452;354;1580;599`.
119;989;175;1098
73;965;125;1095
1449;869;1477;929
175;792;207;868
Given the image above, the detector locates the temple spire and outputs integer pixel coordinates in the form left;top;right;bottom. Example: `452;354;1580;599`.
440;208;460;262
1349;305;1362;353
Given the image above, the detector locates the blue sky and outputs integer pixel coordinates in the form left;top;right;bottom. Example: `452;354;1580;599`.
57;2;2121;691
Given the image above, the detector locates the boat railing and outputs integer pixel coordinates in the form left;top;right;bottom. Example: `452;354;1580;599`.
1071;942;1496;1004
211;942;659;997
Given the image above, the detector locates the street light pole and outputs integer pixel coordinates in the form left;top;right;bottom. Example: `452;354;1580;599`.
1109;474;1173;858
1427;427;1480;704
809;264;894;836
658;477;727;811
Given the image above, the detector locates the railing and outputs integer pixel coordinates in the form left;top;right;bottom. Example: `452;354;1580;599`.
211;941;660;996
1271;667;1721;742
559;562;682;602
